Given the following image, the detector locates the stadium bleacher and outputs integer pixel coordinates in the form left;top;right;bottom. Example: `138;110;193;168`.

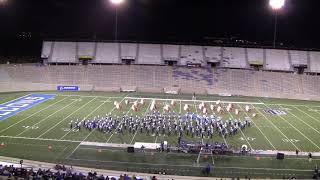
120;43;138;60
221;47;248;68
77;42;95;59
265;49;291;71
2;63;320;99
173;66;213;86
247;48;264;66
162;44;180;61
40;41;320;74
50;42;77;63
2;41;320;100
180;45;204;66
289;50;308;66
95;43;120;64
203;46;222;63
138;44;162;65
309;51;320;73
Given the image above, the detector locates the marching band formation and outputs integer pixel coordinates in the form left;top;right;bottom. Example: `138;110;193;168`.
68;99;257;140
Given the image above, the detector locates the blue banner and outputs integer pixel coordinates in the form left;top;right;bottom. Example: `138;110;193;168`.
0;94;55;121
57;86;80;91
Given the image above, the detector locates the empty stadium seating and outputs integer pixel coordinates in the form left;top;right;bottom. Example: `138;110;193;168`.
50;42;77;63
2;64;320;100
309;51;320;73
289;50;308;66
138;44;162;65
162;44;180;61
180;45;204;66
221;47;248;68
265;49;291;71
77;42;95;58
95;43;120;64
172;66;213;90
204;46;221;63
120;43;138;60
41;41;320;73
247;48;264;66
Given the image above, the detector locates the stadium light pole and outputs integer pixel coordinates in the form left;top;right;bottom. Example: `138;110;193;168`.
269;0;285;48
110;0;124;42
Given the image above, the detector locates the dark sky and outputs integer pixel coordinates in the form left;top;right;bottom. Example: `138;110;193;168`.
0;0;319;56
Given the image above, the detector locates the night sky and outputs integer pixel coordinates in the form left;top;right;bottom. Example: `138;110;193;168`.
0;0;319;56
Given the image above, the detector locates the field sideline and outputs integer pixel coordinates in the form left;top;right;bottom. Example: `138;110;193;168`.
0;91;319;178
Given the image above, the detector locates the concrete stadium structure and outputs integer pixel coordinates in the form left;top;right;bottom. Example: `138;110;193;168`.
0;64;320;100
0;41;320;100
40;41;320;72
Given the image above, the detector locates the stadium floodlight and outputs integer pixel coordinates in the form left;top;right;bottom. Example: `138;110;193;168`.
269;0;285;48
269;0;285;10
110;0;124;5
109;0;125;42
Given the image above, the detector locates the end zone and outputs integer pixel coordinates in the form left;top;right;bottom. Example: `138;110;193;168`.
0;94;55;121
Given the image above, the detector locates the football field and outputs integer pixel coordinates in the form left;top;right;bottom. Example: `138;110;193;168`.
0;91;319;178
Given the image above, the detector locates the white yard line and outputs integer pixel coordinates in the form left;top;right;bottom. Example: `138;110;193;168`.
281;106;320;135
251;104;301;151
54;146;69;161
103;94;130;144
304;105;320;116
238;104;277;151
59;97;113;140
268;104;320;150
0;135;81;143
41;94;320;108
193;100;198;114
1;134;320;158
295;106;320;123
52;94;265;107
221;132;229;148
16;97;77;137
126;97;263;105
155;98;170;144
66;157;313;171
196;147;202;165
196;137;204;165
267;103;320;108
129;100;152;144
0;93;32;105
210;151;215;165
0;96;68;134
1;142;65;148
226;104;253;150
65;95;130;159
82;94;128;143
37;97;98;138
105;106;131;143
263;100;320;151
213;104;229;148
53;94;120;99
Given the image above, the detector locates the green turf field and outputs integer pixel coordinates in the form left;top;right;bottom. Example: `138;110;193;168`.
0;91;319;178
